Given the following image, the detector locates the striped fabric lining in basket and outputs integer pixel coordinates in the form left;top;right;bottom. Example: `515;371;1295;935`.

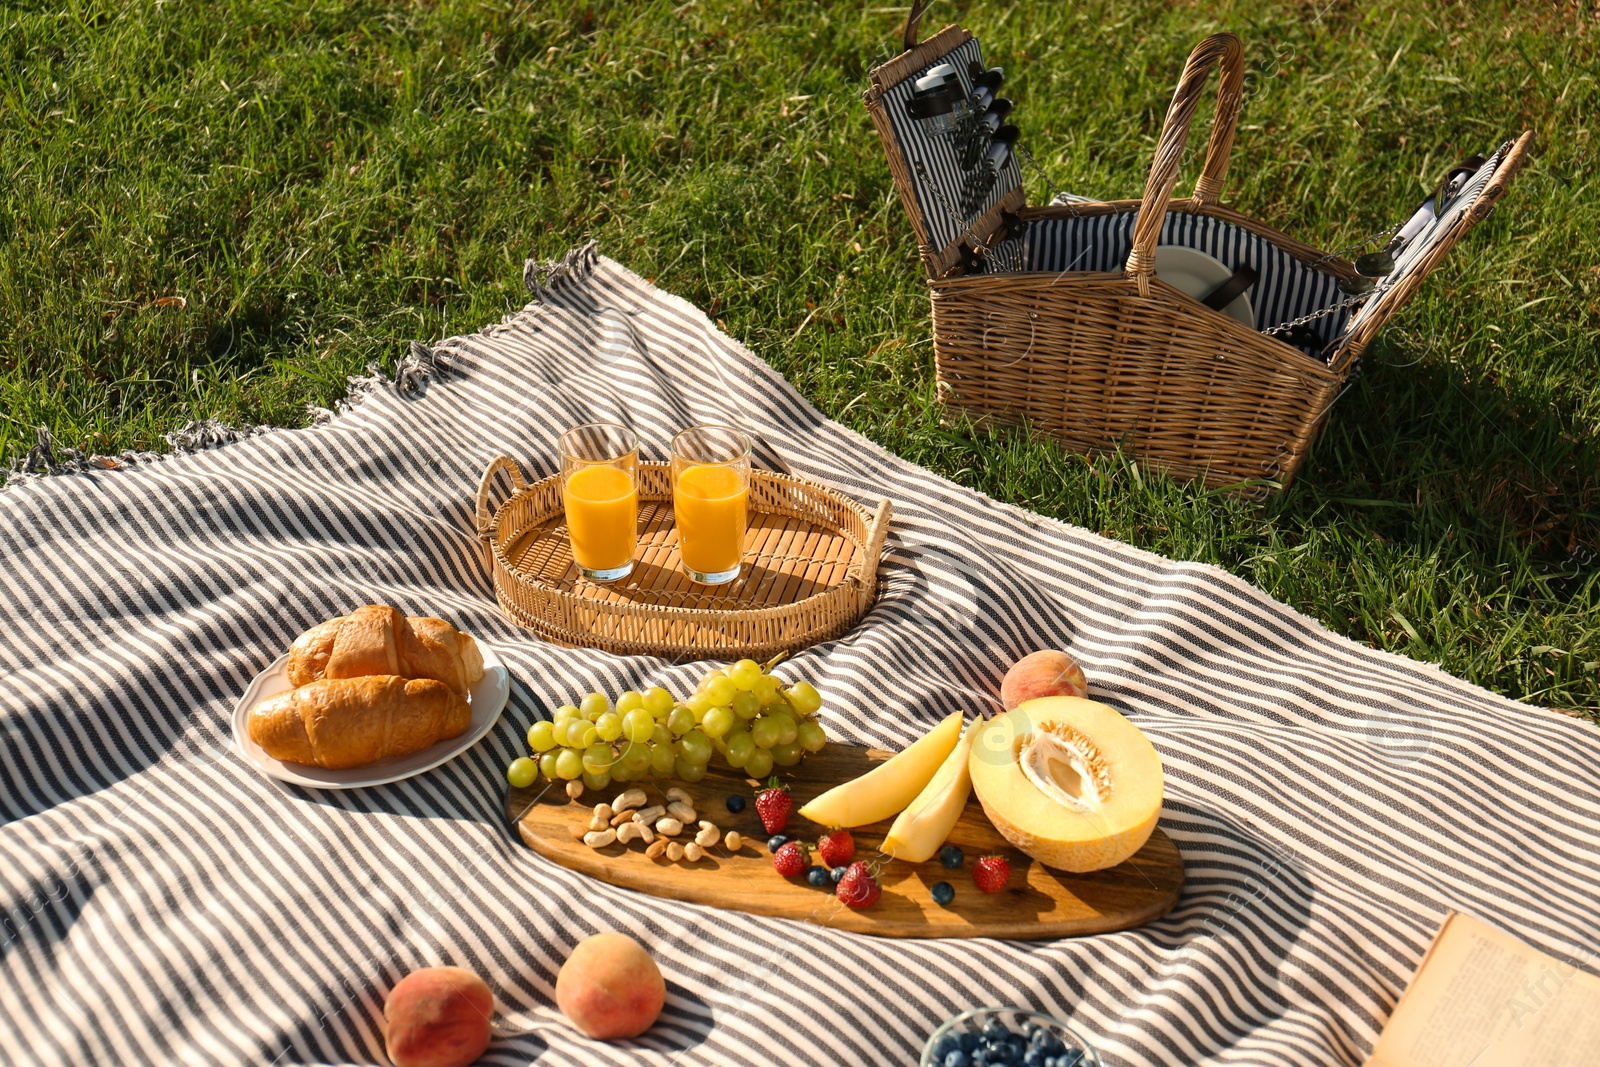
1016;211;1353;341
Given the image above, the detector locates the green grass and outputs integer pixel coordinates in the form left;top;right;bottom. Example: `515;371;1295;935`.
2;1;1595;718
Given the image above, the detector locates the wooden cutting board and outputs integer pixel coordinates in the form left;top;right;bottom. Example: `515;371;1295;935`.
506;744;1183;940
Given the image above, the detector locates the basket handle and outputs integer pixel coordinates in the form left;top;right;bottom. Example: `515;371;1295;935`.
475;454;528;542
901;0;931;50
1125;33;1246;293
856;498;893;610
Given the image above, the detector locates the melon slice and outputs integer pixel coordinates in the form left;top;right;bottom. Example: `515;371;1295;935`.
968;696;1163;873
880;714;979;862
797;709;964;828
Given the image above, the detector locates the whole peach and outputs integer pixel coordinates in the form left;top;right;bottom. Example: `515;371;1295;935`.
555;932;665;1040
383;966;494;1067
1000;650;1089;710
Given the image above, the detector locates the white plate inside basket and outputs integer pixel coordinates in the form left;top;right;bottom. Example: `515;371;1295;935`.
1154;245;1255;328
231;645;509;789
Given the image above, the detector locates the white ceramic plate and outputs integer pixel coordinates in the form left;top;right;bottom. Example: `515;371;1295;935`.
231;645;510;789
1154;245;1255;327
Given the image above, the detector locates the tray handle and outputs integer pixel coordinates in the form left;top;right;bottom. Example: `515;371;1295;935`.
857;498;893;610
1126;33;1246;295
476;454;528;545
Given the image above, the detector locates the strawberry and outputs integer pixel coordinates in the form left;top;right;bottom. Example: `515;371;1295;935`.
755;777;792;834
816;830;854;869
835;862;880;909
772;840;808;878
972;855;1011;894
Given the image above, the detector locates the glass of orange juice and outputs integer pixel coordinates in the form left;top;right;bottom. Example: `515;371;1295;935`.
559;423;639;583
670;424;751;585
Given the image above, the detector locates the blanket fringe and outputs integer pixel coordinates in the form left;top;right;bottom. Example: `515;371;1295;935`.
5;340;454;489
3;246;577;490
163;419;276;453
524;242;598;302
4;426;164;486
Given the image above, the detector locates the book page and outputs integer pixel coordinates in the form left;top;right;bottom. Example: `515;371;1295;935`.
1367;911;1600;1067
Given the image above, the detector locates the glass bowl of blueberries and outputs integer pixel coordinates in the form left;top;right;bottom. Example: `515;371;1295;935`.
921;1007;1100;1067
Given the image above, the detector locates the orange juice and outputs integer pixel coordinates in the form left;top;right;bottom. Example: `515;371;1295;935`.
564;464;638;572
673;464;748;576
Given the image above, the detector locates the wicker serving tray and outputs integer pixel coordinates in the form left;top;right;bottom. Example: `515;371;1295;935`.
475;456;891;660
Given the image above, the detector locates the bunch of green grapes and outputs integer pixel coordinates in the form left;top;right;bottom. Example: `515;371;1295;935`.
504;659;827;789
685;658;824;781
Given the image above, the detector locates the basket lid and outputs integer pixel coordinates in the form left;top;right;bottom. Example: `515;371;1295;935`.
865;25;1025;277
1328;131;1531;370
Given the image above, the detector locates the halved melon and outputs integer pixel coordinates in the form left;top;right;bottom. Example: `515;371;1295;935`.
968;696;1163;873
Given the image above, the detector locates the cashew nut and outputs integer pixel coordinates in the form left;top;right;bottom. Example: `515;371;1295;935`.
588;813;610;832
565;780;584;800
632;804;665;824
592;802;614;822
684;842;705;862
665;786;693;806
616;821;654;846
613;788;647;813
723;830;743;852
583;829;617;848
694;822;721;847
667;801;697;824
654;817;684;837
666;842;685;862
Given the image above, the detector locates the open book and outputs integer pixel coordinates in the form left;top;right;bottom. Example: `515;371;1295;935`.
1366;911;1600;1067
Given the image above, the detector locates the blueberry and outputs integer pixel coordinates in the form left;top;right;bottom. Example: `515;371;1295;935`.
942;1051;970;1067
931;881;956;905
932;1035;961;1060
725;794;746;814
939;844;965;869
1058;1052;1082;1067
983;1020;1009;1042
766;834;788;851
1023;1051;1044;1067
1030;1029;1051;1049
830;865;848;884
961;1032;980;1052
1019;1021;1037;1039
806;865;831;887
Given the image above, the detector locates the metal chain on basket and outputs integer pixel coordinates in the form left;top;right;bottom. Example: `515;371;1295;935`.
1016;143;1080;216
914;160;994;258
1303;222;1402;272
1262;222;1412;336
1260;290;1375;336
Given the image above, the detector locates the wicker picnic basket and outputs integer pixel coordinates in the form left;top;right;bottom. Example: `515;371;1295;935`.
865;11;1531;491
476;455;891;660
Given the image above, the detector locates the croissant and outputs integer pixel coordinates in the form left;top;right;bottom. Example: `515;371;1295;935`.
287;605;485;695
248;675;472;769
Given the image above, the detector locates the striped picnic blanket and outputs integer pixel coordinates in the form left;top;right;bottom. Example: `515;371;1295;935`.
2;249;1596;1067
